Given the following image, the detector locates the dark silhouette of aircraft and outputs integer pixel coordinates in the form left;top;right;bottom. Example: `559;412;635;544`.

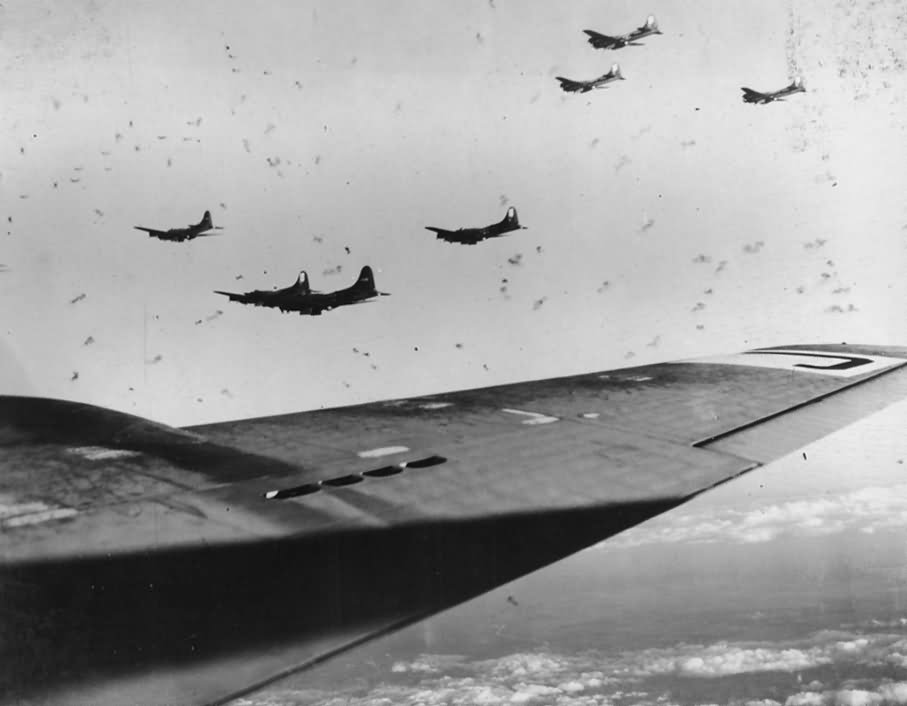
425;206;526;244
214;271;313;312
741;77;806;104
556;64;625;93
134;210;220;242
216;266;388;315
584;15;662;50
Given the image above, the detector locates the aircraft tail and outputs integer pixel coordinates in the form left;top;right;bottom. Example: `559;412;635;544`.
499;206;523;229
294;271;311;294
644;15;661;32
214;290;244;302
610;63;624;80
198;210;213;229
350;266;389;297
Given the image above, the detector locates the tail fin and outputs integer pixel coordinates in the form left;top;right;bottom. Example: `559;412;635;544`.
791;76;805;91
214;290;242;302
644;15;660;31
199;210;213;229
501;206;521;228
610;63;623;79
355;266;376;291
295;270;311;294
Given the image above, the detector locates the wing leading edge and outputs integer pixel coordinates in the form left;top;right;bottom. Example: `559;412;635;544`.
2;343;907;705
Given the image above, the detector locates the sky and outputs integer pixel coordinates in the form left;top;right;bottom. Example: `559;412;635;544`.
2;0;906;427
3;1;907;704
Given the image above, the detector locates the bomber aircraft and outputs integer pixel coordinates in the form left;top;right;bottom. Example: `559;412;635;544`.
741;77;806;104
2;344;907;705
583;15;663;50
134;210;220;242
214;270;313;312
216;265;388;315
556;63;625;93
425;206;526;244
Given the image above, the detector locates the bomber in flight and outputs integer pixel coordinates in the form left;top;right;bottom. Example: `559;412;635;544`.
556;63;625;94
216;265;388;315
213;270;313;312
584;15;662;50
134;210;220;242
741;77;806;104
425;206;526;244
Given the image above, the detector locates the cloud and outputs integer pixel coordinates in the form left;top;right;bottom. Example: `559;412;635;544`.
239;627;907;706
601;484;907;550
783;681;907;706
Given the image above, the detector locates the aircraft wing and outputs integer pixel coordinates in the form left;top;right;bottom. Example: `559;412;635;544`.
583;30;624;49
3;343;907;705
741;87;769;103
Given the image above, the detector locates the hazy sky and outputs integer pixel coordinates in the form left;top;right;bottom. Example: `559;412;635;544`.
4;3;907;704
3;0;906;426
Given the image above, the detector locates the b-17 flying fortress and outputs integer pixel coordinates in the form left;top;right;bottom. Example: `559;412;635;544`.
556;63;625;93
741;77;807;104
425;206;526;244
217;266;389;315
584;14;663;50
133;209;220;242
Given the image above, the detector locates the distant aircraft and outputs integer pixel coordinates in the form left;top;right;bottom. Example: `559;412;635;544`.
425;206;526;244
556;64;625;94
584;15;662;50
214;270;313;312
134;210;220;242
741;77;806;104
217;266;388;315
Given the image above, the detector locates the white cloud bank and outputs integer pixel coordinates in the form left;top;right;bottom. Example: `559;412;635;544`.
602;484;907;550
234;627;907;706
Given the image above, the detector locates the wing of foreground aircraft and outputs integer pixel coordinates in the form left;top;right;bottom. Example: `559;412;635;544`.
2;343;907;705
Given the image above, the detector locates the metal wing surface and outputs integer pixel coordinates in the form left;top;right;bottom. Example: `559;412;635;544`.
3;343;907;705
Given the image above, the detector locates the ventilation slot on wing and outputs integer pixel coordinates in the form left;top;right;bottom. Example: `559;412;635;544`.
263;455;447;500
321;474;363;488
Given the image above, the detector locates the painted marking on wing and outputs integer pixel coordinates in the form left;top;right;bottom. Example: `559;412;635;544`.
581;412;601;419
501;408;559;425
357;445;410;458
0;502;49;519
68;446;141;460
420;402;453;410
688;349;906;378
625;375;653;382
4;508;79;527
0;501;78;528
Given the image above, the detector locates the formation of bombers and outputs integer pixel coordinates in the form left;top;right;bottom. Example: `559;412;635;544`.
556;14;805;104
125;13;805;321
